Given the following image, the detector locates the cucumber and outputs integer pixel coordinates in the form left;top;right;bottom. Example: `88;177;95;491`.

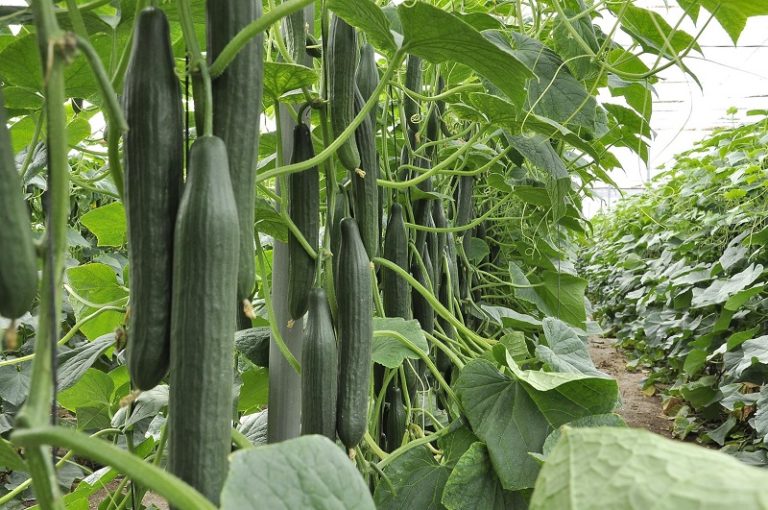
328;15;360;172
287;122;319;319
356;42;379;126
436;253;454;374
382;203;410;320
0;87;37;320
235;327;270;367
168;136;239;504
330;184;349;275
352;87;380;259
301;288;338;439
433;200;449;294
455;175;475;228
425;75;444;150
122;7;183;390
425;212;440;296
335;218;373;449
208;0;264;308
412;158;433;253
411;246;434;336
384;382;406;453
404;55;422;145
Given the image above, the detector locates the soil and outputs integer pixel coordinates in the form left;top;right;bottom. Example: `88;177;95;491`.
88;480;168;510
589;337;673;437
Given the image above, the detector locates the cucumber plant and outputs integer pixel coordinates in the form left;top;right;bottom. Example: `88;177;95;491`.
2;1;763;509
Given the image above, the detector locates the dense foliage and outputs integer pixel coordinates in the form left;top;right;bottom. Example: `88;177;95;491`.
2;0;768;508
582;114;768;461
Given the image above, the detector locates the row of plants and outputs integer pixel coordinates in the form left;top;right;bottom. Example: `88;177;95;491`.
582;113;768;462
2;0;768;508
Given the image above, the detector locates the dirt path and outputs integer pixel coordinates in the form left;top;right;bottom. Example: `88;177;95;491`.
589;337;672;437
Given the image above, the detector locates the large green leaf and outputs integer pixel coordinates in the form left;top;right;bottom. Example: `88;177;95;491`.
65;263;128;340
80;202;127;247
531;427;768;509
507;358;618;427
691;264;763;308
57;333;115;391
0;363;31;406
58;368;114;412
373;446;451;510
536;318;604;377
455;359;550;490
327;0;397;53
508;33;596;136
397;2;531;106
677;0;768;44
441;442;517;510
373;317;429;368
262;62;318;99
221;435;375;509
611;3;700;57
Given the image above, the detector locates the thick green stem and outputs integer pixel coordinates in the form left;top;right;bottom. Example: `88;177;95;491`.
12;427;217;510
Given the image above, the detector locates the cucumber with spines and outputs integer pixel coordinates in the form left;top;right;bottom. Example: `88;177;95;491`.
382;203;411;320
351;87;380;259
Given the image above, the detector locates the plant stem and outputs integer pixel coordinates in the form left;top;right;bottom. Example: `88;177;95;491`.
12;426;217;510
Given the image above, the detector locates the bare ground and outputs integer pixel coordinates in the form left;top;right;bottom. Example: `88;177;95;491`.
589;337;672;437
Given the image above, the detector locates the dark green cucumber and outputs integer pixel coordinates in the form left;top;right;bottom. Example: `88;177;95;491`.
382;203;411;320
425;212;440;296
335;218;373;449
425;75;444;151
455;175;475;228
411;246;434;336
445;232;461;301
328;15;360;172
403;55;422;144
352;86;380;259
412;158;433;253
168;136;239;504
385;383;406;453
235;327;270;367
330;184;349;275
433;200;448;293
301;288;338;439
123;7;183;390
0;87;37;320
208;0;264;307
287;123;319;319
356;42;379;126
436;253;454;373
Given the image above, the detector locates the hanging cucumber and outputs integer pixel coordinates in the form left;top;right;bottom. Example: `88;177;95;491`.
352;87;380;259
412;158;433;253
425;212;440;297
455;175;475;228
403;55;422;146
411;246;434;336
382;203;410;320
384;382;406;453
301;288;338;439
436;253;455;374
0;87;37;320
433;200;449;291
328;15;360;172
356;42;379;126
168;136;239;504
208;0;264;312
287;122;319;320
425;75;445;152
330;184;349;274
335;218;373;450
122;7;183;390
